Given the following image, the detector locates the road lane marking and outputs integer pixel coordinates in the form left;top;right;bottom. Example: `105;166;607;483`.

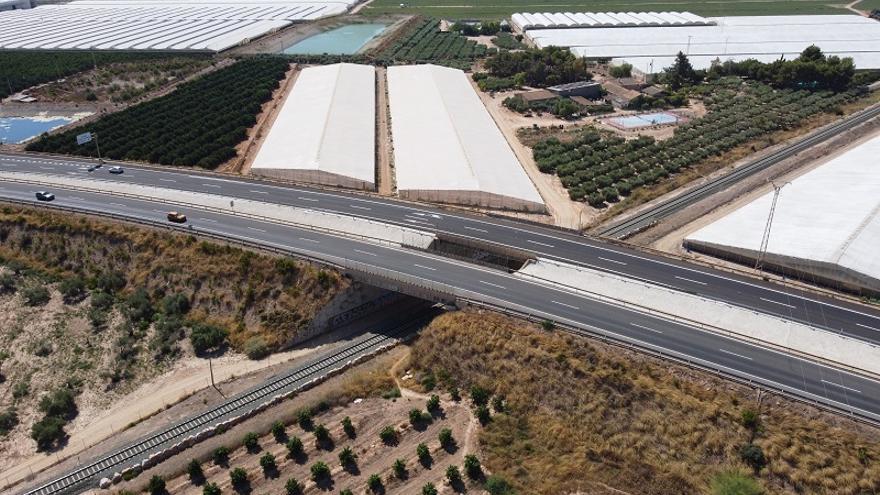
630;322;663;334
598;256;628;266
298;197;319;202
479;280;506;289
464;226;488;233
247;227;266;233
675;275;708;286
159;178;176;182
69;197;84;201
354;249;377;257
551;300;579;310
527;239;555;248
857;323;880;332
39;166;54;170
299;237;320;243
350;205;371;211
249;190;268;194
821;379;861;394
719;348;753;361
109;203;126;208
414;264;437;271
760;297;797;309
199;218;217;223
202;184;221;189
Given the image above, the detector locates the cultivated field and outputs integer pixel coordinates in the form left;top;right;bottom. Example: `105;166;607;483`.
365;0;849;20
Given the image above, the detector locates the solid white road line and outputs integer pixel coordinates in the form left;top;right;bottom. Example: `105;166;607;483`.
598;256;628;266
675;275;708;286
857;323;880;332
464;226;488;233
719;348;753;361
551;300;580;310
630;322;664;334
760;297;797;309
249;190;268;194
354;249;377;257
350;205;371;211
527;239;555;248
413;264;437;271
821;379;861;394
479;280;506;289
299;237;320;243
159;178;176;182
298;197;319;202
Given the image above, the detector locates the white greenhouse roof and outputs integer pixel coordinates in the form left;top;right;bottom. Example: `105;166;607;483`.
0;0;357;51
387;64;544;211
686;135;880;291
251;63;375;190
511;11;712;31
527;15;880;72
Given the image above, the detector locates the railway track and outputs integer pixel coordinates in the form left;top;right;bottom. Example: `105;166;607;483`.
22;307;439;495
598;103;880;239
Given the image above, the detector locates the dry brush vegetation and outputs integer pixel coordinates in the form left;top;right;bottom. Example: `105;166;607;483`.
407;311;880;495
0;204;347;456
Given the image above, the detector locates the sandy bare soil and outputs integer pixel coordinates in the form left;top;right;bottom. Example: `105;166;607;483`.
376;66;395;195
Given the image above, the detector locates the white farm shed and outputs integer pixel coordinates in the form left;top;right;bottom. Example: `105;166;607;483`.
684;135;880;296
387;64;545;212
0;0;358;51
524;14;880;73
251;63;376;190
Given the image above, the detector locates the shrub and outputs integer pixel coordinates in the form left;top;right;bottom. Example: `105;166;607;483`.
90;290;114;311
285;478;303;495
540;319;555;331
446;465;462;484
0;272;16;294
417;442;431;464
476;405;491;425
710;470;762;495
271;421;286;442
368;474;383;492
422;483;438;495
21;284;50;306
147;475;166;495
426;395;441;413
243;431;259;451
31;416;66;450
243;335;269;360
259;452;276;472
379;425;397;444
230;467;248;485
161;292;190;316
449;386;461;402
464;454;482;479
125;288;154;323
39;388;77;419
340;491;353;495
470;386;490;406
286;436;304;458
94;270;125;294
338;446;357;467
741;409;759;430
492;395;505;413
190;323;227;354
313;424;330;443
341;416;355;438
59;276;87;303
0;409;19;435
739;443;767;473
310;461;331;481
438;428;455;449
485;475;515;495
409;408;430;426
202;482;221;495
187;459;203;482
297;408;313;430
213;446;230;465
392;458;407;479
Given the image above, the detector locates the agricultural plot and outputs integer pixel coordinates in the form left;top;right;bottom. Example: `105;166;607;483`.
532;82;857;207
375;17;489;66
365;0;847;20
0;52;208;100
27;58;289;169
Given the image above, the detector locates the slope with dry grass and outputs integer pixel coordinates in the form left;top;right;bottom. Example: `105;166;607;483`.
407;310;880;495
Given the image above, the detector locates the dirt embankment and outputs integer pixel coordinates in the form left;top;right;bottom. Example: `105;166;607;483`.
407;310;880;495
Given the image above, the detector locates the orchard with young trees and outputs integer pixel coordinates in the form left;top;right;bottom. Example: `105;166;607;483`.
27;58;288;169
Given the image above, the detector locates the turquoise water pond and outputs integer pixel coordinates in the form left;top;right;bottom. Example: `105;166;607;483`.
284;24;387;55
609;112;679;129
0;116;72;144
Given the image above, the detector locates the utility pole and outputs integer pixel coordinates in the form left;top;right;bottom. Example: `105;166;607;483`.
755;181;789;272
93;132;104;164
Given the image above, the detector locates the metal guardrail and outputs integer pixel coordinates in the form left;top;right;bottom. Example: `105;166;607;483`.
599;103;880;239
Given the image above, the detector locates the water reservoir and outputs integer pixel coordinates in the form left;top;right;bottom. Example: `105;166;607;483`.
284;24;387;55
606;112;679;130
0;116;72;144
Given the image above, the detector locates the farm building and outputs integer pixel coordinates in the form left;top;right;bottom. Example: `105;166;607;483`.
547;81;602;98
387;64;545;212
684;135;880;296
0;0;358;51
250;63;376;190
523;14;880;72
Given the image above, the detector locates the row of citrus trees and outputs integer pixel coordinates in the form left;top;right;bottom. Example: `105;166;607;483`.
27;58;288;169
377;17;490;64
534;81;857;207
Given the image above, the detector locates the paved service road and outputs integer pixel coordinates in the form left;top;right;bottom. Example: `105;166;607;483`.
2;181;879;435
3;153;880;347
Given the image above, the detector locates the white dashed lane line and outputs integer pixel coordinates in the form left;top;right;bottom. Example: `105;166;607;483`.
821;380;861;394
479;280;506;290
719;348;753;361
760;297;797;309
675;275;708;286
631;322;664;334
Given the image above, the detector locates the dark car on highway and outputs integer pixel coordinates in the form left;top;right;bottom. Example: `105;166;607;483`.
35;191;55;201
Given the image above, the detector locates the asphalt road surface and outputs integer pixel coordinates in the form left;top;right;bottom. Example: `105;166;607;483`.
3;153;880;347
2;180;879;431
